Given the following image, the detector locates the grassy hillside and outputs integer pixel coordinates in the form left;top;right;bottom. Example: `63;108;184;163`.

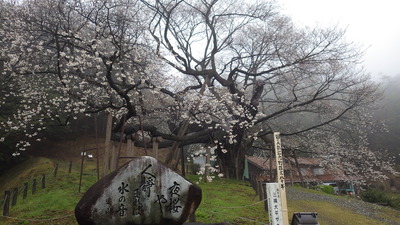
0;157;399;225
0;157;98;225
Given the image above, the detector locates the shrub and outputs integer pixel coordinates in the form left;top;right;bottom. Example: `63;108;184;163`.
388;197;400;209
320;185;334;195
361;188;387;204
361;188;400;210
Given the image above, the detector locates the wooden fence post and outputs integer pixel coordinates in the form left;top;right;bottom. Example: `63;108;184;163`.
78;151;85;193
54;163;59;177
41;174;46;189
69;161;72;173
3;190;10;216
11;187;18;206
23;182;28;199
260;181;264;201
262;183;268;211
258;181;263;200
32;179;36;194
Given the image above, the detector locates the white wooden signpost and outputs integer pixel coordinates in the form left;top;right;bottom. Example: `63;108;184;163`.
271;132;289;225
266;183;283;225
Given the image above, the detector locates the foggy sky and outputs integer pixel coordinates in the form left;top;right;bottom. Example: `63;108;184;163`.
280;0;400;78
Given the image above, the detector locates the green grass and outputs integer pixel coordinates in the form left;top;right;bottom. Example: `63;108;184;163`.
288;200;389;225
0;157;54;192
1;159;400;225
191;175;269;224
0;158;99;225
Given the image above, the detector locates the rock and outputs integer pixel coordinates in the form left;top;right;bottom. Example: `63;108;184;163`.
75;156;202;225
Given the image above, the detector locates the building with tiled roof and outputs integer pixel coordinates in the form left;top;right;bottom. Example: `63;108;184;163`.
245;155;358;194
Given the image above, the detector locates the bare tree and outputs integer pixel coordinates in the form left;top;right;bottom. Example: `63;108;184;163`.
136;0;393;180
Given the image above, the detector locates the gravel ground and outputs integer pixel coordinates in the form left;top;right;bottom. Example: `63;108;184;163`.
287;187;400;225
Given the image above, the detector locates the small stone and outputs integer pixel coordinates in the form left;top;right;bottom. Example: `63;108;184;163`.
75;156;202;225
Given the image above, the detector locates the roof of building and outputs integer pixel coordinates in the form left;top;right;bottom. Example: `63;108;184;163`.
246;155;360;183
246;155;322;170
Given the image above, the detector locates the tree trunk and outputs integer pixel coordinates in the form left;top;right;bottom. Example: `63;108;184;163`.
292;150;305;187
270;149;274;182
288;156;294;186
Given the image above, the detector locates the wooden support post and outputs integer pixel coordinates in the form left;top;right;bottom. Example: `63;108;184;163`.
152;137;158;160
32;179;36;194
110;143;118;172
23;182;28;199
11;187;18;206
127;138;133;158
54;163;58;177
152;136;162;160
3;191;10;216
94;114;100;181
205;147;211;182
41;174;46;189
127;133;137;158
68;161;72;173
102;114;113;177
181;147;186;177
115;114;127;170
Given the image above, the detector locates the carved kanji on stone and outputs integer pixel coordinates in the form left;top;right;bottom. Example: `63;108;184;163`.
75;156;202;225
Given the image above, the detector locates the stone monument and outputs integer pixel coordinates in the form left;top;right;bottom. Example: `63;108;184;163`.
75;156;202;225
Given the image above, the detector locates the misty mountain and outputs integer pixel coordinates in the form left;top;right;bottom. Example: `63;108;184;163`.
369;74;400;163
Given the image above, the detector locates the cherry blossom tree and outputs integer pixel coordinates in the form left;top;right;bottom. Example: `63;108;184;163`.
0;0;165;150
0;0;396;181
136;0;396;180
